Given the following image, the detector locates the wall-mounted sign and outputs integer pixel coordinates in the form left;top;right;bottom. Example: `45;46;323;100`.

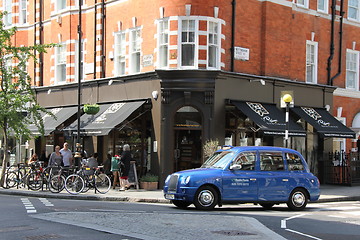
234;47;250;61
142;54;154;67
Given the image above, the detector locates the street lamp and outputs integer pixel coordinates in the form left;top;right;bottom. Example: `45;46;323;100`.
74;0;83;164
283;94;293;148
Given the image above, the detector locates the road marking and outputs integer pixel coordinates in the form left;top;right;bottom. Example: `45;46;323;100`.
21;198;37;214
285;228;322;240
39;198;54;207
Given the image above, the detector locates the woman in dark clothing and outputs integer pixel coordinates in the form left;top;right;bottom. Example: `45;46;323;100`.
120;144;132;191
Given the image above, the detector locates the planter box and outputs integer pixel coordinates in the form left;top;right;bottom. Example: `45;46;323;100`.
140;182;158;190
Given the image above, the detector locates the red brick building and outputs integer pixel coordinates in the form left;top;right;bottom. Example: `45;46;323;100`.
2;0;359;183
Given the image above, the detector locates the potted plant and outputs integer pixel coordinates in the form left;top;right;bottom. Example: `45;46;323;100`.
84;104;100;115
139;173;159;190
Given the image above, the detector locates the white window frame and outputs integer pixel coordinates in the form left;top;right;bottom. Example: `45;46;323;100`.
4;0;12;26
55;43;67;84
306;40;318;84
56;0;66;12
317;0;328;13
129;28;141;74
19;0;27;25
207;21;221;69
157;19;169;69
345;49;359;90
179;18;198;69
114;31;126;76
348;0;360;21
296;0;309;8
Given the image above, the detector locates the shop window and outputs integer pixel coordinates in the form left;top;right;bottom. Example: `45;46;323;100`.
346;49;359;90
130;28;141;74
114;31;126;76
55;43;66;84
158;19;169;68
306;40;318;84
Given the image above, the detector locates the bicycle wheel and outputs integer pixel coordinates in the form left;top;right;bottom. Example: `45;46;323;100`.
94;173;111;194
27;171;43;191
65;174;84;195
5;171;22;189
48;174;65;193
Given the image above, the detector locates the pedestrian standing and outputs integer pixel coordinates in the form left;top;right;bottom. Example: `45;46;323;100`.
119;144;132;191
48;145;63;167
60;142;73;167
111;155;121;189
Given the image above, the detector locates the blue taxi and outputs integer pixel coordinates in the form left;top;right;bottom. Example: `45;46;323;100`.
163;146;320;210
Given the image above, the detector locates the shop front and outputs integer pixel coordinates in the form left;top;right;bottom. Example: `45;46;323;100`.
29;70;356;187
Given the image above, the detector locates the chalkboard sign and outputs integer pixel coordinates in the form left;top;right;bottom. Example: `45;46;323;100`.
127;161;139;189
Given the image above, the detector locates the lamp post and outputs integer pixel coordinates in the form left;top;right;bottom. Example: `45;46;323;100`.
283;94;293;148
74;0;83;164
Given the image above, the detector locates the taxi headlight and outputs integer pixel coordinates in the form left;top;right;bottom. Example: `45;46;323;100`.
165;175;171;184
181;176;191;185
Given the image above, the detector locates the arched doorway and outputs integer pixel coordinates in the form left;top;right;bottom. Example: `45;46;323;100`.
173;106;202;171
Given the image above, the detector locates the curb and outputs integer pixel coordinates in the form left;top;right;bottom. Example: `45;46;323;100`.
0;189;171;204
1;188;359;204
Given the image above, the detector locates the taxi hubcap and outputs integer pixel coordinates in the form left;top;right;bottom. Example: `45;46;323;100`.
198;190;214;206
292;192;305;207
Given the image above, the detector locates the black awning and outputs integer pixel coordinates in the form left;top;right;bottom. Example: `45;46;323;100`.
66;101;145;136
28;106;78;136
231;100;306;137
291;106;356;138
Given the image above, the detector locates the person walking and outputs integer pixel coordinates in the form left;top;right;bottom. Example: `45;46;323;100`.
119;144;132;191
60;142;73;167
48;145;63;167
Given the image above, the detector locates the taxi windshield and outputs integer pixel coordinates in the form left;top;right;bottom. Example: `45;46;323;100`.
201;151;235;169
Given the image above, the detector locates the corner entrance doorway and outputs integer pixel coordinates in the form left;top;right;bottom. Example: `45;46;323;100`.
173;106;202;172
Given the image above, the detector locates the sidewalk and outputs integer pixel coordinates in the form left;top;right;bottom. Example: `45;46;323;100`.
0;184;359;204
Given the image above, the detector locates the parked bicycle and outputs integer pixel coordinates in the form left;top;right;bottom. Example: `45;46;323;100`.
4;162;30;189
47;166;76;193
64;166;111;195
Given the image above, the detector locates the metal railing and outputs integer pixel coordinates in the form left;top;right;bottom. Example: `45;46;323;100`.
323;151;360;186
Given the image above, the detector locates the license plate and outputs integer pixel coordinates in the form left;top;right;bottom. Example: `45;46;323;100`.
165;194;175;200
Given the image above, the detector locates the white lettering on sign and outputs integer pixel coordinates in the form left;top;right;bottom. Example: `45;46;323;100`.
246;102;280;125
301;107;332;127
234;47;250;61
93;103;125;124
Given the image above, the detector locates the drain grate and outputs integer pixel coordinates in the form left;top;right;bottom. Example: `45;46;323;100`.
212;230;256;236
25;234;61;240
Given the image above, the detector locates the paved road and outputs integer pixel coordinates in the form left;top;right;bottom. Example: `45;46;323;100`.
1;194;360;240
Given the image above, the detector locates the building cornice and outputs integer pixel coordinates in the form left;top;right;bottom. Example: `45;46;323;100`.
334;88;360;99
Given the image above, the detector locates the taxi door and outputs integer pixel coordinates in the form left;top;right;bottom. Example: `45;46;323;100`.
221;151;258;201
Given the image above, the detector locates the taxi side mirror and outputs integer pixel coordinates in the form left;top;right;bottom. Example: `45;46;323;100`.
230;164;242;170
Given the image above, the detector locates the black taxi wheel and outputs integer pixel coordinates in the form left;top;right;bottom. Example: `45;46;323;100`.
172;200;191;209
287;188;308;211
193;186;218;210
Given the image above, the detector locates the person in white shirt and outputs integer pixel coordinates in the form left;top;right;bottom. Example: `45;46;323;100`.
60;142;73;167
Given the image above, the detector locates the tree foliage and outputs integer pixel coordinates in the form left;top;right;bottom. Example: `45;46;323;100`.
0;12;56;186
